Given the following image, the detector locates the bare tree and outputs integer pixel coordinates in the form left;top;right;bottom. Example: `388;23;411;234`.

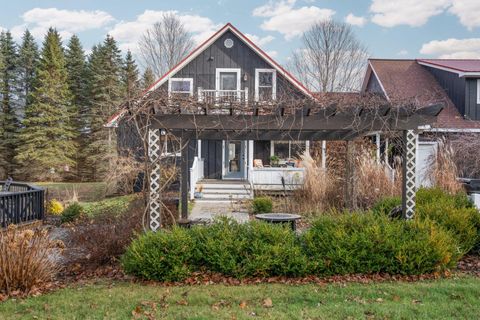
139;13;194;78
290;20;369;92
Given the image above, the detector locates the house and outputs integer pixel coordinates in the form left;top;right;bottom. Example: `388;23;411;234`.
108;23;316;200
362;59;480;185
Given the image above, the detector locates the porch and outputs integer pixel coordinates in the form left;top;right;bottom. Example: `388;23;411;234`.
147;102;444;230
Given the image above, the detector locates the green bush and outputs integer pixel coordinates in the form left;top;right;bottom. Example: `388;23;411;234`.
190;218;307;278
61;202;85;223
371;196;401;215
121;227;195;281
252;197;273;214
302;212;459;275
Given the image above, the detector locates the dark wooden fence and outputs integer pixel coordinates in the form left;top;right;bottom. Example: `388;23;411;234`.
0;181;45;227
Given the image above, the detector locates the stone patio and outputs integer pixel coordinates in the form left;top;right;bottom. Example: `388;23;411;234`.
189;200;250;223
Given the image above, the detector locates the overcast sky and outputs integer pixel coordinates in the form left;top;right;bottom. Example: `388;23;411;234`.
0;0;479;64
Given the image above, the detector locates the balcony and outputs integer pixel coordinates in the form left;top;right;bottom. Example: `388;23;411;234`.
197;88;249;106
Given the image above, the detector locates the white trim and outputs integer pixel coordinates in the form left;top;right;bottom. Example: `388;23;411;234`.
423;127;480;133
168;78;193;96
255;68;277;102
477;79;480;104
215;68;241;91
145;24;313;99
367;61;390;101
417;61;480;78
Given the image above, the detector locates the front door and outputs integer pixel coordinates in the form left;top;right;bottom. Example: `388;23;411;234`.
223;140;245;179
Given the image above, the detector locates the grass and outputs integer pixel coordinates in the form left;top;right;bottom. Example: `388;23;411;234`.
80;194;138;217
35;182;108;202
1;276;479;319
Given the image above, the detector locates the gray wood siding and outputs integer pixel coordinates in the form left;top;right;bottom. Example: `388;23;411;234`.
465;79;480;120
159;30;304;100
365;72;384;96
201;140;222;179
423;66;466;116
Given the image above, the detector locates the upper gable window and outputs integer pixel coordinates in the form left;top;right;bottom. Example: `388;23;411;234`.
224;38;234;49
255;69;277;102
168;78;193;97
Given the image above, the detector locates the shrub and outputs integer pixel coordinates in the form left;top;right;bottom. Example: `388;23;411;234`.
67;199;144;267
46;199;64;215
121;227;195;281
252;197;273;214
371;196;401;215
0;226;60;295
302;212;459;275
190;219;308;278
61;202;85;223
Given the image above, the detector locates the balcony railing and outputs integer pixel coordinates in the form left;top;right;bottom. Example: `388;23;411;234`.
198;88;249;106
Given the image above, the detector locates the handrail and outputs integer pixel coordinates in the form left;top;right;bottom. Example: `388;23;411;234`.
198;88;249;106
189;157;204;200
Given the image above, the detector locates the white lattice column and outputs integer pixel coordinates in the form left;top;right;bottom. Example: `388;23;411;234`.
148;129;162;231
402;130;417;220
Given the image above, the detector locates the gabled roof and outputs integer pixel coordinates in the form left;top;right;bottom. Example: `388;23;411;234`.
417;59;480;76
362;59;480;130
106;23;313;127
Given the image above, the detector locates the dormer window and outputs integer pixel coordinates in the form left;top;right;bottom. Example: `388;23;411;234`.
168;78;193;98
255;69;276;102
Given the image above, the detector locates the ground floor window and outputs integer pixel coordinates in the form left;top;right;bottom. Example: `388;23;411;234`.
270;141;308;165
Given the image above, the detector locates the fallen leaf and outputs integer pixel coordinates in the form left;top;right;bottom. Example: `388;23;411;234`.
262;298;273;308
177;299;188;306
412;299;422;304
239;301;247;309
131;305;143;319
375;298;384;303
392;295;401;302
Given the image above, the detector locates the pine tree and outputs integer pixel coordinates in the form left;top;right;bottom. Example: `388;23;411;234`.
142;67;155;91
0;31;19;177
123;50;140;106
65;35;88;178
0;47;6;178
18;30;39;114
84;35;124;180
15;28;76;180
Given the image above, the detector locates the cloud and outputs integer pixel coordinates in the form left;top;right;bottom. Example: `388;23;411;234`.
370;0;451;27
252;0;335;40
244;33;275;46
345;13;366;27
448;0;480;30
266;50;278;58
11;8;114;40
109;10;222;53
420;38;480;58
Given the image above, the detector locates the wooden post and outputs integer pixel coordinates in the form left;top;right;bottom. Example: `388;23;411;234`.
148;129;162;231
344;140;357;210
402;130;417;219
180;138;190;222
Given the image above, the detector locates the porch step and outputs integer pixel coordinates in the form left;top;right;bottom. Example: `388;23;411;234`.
195;180;253;201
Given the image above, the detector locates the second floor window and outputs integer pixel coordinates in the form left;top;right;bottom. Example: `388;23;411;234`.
255;69;277;102
168;78;193;98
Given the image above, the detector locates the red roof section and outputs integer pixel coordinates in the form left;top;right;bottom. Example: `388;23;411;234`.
417;59;480;73
368;59;480;130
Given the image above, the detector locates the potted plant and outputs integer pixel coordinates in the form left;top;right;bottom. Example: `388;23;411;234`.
194;184;204;199
270;155;280;167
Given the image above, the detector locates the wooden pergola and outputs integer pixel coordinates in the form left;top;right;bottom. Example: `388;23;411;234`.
146;103;443;231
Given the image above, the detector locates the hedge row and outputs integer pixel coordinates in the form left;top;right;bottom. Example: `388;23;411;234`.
122;189;478;281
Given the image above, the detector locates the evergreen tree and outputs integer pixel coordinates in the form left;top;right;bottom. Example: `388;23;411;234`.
141;66;155;91
0;47;6;178
84;35;124;180
65;35;88;178
123;50;140;106
15;28;76;180
0;31;19;177
18;30;39;113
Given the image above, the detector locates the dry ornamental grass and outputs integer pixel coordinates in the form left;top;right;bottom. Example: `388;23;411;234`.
0;226;61;295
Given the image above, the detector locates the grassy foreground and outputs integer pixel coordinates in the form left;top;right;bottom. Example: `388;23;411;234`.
1;276;479;319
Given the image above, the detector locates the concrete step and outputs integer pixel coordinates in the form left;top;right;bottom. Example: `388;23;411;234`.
200;184;251;190
201;188;251;195
201;193;252;200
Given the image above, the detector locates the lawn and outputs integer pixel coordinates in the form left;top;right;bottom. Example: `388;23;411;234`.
35;181;108;202
1;276;479;319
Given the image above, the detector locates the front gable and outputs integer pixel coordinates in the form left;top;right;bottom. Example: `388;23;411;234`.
146;23;312;101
